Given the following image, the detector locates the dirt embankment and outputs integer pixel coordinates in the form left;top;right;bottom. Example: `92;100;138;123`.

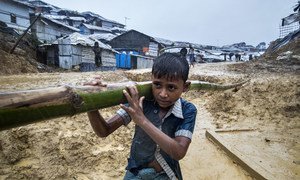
0;31;55;75
200;39;300;179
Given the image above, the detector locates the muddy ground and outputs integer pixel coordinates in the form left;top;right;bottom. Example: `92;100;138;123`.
0;40;299;179
0;60;299;180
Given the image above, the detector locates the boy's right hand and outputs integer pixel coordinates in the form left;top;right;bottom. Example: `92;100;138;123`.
120;86;146;126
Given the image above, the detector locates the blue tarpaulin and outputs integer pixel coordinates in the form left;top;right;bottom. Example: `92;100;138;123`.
116;51;139;69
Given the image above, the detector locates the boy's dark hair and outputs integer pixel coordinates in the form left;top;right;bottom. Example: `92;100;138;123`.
180;48;187;57
152;53;189;82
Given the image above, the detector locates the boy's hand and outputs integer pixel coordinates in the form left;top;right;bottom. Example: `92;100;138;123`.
120;86;146;125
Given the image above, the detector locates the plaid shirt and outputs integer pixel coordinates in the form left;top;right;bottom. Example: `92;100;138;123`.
117;98;197;180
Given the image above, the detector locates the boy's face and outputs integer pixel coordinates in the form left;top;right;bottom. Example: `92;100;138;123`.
151;75;190;109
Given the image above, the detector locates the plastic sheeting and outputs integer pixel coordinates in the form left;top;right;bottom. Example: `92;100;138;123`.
79;63;116;72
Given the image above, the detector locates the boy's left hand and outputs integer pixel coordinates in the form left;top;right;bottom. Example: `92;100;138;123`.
120;86;146;125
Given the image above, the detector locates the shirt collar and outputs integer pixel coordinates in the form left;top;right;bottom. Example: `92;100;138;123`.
165;98;183;119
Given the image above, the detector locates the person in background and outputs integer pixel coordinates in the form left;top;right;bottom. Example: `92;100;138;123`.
86;52;197;180
249;54;253;61
180;47;187;59
222;53;227;61
235;53;241;61
93;42;102;67
229;52;234;61
198;53;205;63
188;45;195;67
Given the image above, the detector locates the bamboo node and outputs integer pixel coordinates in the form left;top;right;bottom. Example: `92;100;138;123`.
71;93;83;109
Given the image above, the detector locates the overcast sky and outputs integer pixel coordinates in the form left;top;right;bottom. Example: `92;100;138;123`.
43;0;297;46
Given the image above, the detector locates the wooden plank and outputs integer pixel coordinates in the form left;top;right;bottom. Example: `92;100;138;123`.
215;128;256;133
205;130;275;180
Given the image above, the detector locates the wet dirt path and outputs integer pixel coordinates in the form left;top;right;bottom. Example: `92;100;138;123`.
181;94;251;180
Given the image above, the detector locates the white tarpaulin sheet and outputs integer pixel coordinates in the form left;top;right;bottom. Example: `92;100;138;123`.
282;13;300;26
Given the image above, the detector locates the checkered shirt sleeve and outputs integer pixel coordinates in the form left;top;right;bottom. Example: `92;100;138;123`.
116;108;131;126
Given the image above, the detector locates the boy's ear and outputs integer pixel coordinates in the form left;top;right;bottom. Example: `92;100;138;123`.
183;81;191;92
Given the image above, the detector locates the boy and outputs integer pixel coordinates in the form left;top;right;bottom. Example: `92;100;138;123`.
87;53;197;180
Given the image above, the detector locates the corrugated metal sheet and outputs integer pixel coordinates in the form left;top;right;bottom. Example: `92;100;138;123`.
58;39;71;56
148;42;158;56
137;56;153;69
82;46;94;63
59;56;73;69
71;45;81;65
47;34;116;69
102;50;116;66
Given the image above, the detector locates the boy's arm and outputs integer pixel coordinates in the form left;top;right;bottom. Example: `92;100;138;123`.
84;78;126;137
134;116;191;160
120;86;193;160
87;110;124;137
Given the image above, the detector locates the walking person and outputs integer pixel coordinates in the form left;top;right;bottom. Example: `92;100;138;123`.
179;47;187;58
93;42;102;67
188;45;195;67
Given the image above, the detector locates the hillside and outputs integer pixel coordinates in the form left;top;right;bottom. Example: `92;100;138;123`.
0;31;55;75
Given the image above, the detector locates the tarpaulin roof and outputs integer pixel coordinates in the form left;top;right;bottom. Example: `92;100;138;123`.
41;15;79;32
282;13;300;26
82;23;111;33
52;32;118;53
89;33;117;42
43;14;86;22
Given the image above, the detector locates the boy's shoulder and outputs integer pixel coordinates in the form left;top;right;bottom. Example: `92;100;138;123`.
180;98;197;112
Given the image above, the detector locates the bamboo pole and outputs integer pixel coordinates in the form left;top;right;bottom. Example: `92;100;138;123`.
0;80;248;131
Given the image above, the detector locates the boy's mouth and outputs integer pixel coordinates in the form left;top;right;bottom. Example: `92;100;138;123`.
157;99;172;106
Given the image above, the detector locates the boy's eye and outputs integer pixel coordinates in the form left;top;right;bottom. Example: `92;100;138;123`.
153;82;161;88
168;85;177;91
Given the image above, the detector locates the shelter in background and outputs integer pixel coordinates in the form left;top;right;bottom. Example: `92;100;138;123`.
89;33;117;44
42;14;86;28
25;0;126;40
280;4;300;38
27;0;59;14
79;23;112;35
32;14;79;43
0;0;34;33
110;26;127;35
43;32;117;70
109;29;166;57
280;15;300;38
82;11;125;29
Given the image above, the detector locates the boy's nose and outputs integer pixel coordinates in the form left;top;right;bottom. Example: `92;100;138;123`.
159;89;168;98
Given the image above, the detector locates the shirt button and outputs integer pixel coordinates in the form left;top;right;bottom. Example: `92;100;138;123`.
154;110;158;113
